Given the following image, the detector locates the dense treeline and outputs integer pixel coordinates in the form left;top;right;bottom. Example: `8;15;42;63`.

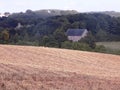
0;12;120;54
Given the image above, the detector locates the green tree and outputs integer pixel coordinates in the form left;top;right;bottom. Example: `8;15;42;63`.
24;33;29;41
54;28;67;48
1;30;9;43
61;41;73;49
42;35;50;46
80;32;96;49
96;29;108;41
13;33;19;43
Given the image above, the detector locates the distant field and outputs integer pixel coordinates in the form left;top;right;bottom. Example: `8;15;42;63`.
96;42;120;50
0;45;120;90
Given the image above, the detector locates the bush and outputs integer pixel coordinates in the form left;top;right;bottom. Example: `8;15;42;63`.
62;41;92;51
15;40;39;46
94;45;106;52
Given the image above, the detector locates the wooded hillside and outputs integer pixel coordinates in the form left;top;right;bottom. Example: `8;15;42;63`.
0;10;120;54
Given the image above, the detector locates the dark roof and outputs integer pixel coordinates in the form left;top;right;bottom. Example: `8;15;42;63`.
66;29;87;36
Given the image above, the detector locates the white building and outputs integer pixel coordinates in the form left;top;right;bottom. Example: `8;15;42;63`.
66;29;88;42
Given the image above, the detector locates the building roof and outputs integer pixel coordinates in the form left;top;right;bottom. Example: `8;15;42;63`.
66;29;87;36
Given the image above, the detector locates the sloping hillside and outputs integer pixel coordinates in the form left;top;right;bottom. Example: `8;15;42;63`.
0;45;120;90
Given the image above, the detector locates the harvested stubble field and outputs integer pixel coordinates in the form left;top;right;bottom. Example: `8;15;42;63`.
0;45;120;90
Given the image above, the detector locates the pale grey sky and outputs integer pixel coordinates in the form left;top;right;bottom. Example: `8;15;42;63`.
0;0;120;13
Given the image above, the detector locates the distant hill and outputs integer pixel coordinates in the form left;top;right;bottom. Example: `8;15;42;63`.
88;11;120;17
101;11;120;17
9;9;78;18
35;9;78;16
3;10;120;18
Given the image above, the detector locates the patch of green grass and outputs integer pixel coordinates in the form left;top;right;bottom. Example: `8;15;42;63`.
96;42;120;50
96;42;120;55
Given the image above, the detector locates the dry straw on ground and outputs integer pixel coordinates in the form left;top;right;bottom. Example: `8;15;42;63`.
0;45;120;90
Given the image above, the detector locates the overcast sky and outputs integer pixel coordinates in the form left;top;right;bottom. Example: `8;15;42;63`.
0;0;120;13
